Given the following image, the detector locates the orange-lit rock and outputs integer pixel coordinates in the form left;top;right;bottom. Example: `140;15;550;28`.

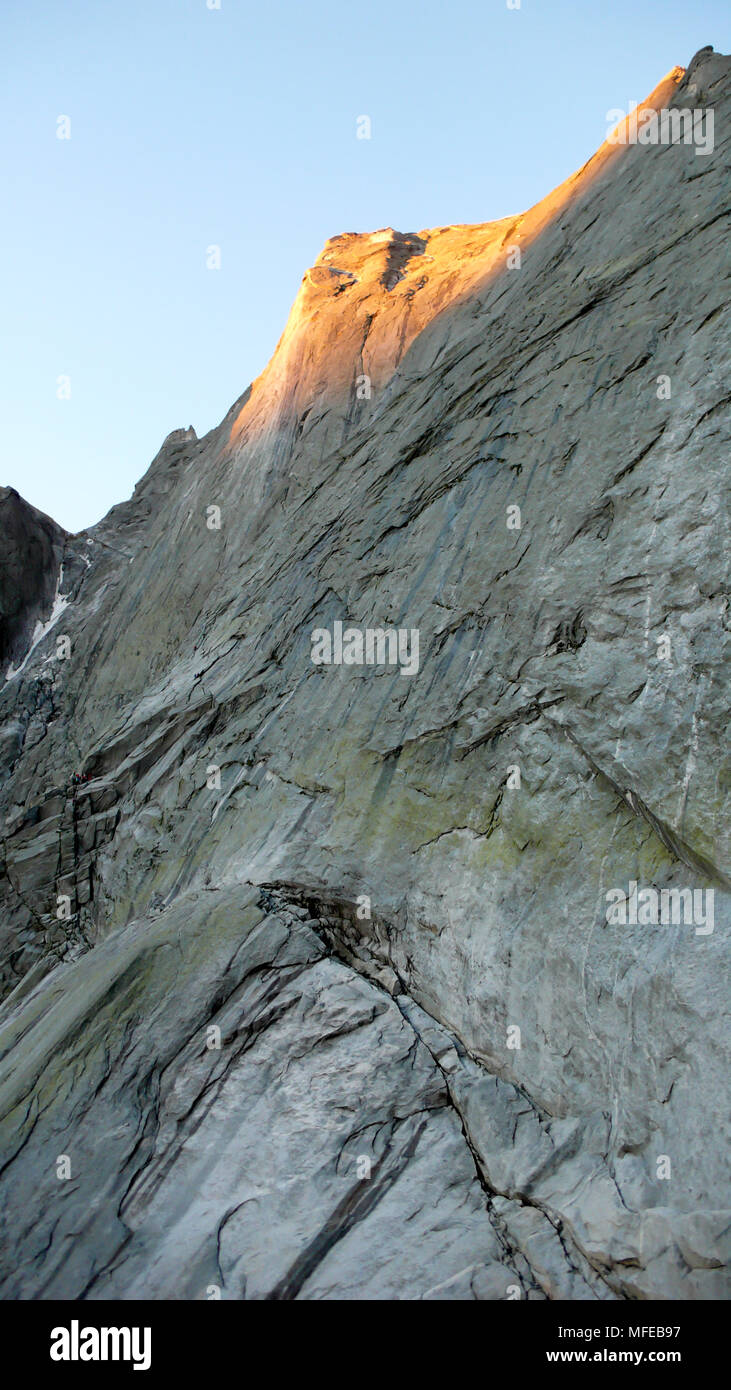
229;68;687;452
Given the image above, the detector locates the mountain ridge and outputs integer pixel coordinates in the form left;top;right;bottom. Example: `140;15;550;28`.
0;45;728;1301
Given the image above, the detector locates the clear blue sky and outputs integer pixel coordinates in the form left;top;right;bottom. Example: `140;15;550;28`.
2;0;728;533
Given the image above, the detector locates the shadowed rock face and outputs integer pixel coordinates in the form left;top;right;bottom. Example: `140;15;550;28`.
0;47;728;1300
0;488;66;671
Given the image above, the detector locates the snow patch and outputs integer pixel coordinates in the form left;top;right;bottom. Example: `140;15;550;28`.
4;566;70;682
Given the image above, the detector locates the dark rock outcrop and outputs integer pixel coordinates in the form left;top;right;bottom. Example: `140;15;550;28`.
0;487;66;673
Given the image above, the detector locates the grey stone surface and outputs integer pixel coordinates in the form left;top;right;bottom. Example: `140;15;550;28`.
0;47;728;1299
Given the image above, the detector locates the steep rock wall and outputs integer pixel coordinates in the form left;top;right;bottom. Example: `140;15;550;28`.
0;47;728;1300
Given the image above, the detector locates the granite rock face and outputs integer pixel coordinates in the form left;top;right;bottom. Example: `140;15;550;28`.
0;48;729;1300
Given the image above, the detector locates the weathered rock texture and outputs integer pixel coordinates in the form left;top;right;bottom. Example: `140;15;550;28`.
0;48;729;1300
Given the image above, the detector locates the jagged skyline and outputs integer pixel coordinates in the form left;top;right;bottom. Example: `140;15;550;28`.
2;0;729;532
